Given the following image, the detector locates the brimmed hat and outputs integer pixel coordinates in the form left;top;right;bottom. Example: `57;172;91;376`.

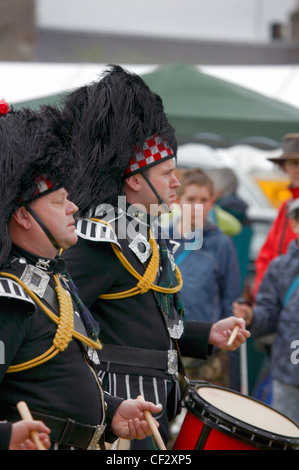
61;65;177;216
268;133;299;163
0;105;74;267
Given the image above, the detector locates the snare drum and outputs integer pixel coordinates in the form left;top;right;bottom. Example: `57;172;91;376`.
173;384;299;450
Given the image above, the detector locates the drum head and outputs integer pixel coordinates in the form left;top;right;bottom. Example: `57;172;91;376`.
186;384;299;449
196;386;299;438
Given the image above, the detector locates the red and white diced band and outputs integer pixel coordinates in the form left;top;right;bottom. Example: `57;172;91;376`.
124;134;174;177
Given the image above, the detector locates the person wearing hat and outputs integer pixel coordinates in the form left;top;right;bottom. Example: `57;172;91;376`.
0;104;163;450
253;133;299;299
233;196;299;425
62;65;249;449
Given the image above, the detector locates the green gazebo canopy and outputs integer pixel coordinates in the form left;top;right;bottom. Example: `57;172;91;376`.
140;62;299;145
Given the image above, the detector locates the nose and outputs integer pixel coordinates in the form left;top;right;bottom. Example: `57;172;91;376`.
67;199;79;215
171;173;181;188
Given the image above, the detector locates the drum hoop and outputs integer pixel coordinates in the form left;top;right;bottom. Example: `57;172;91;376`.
186;385;299;451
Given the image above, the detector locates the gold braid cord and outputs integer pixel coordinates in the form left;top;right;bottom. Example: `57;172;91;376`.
0;272;102;373
94;219;183;300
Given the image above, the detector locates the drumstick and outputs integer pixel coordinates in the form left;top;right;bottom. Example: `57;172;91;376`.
240;342;249;396
226;325;240;348
137;395;166;450
16;401;46;450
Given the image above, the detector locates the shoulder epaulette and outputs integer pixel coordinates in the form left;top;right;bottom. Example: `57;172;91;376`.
76;218;121;248
0;276;35;308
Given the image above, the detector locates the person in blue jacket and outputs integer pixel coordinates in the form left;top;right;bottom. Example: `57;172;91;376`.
233;197;299;424
172;168;241;389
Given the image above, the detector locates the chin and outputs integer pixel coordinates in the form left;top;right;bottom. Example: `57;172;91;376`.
70;234;78;246
63;235;78;250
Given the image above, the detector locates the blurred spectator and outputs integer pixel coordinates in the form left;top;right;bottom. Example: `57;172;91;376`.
233;197;299;425
208;167;253;292
253;134;299;299
171;168;241;390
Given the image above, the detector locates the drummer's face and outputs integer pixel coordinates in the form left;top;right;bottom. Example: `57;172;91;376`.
28;188;78;256
124;158;180;214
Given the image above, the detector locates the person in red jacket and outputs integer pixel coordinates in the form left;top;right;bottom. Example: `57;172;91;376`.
253;134;299;299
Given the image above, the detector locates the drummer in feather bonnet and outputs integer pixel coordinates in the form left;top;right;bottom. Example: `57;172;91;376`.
62;65;250;449
0;103;162;450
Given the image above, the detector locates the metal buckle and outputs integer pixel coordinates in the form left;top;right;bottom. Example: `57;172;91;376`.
167;350;178;375
87;424;106;450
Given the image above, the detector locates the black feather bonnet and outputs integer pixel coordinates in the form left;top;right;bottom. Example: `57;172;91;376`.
61;65;177;216
0;106;75;268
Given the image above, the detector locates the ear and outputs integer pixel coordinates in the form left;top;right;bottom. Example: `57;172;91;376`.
124;173;143;192
11;206;31;230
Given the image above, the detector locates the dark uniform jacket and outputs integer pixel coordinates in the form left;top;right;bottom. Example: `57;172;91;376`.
64;210;212;425
0;246;121;449
0;423;12;450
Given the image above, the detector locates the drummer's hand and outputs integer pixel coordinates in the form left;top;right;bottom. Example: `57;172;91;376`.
209;317;250;351
9;420;51;450
232;301;254;326
111;399;162;440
